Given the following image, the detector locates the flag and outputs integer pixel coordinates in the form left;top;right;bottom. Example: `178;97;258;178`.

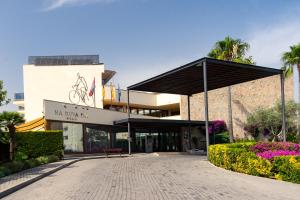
102;85;105;99
89;77;95;96
117;84;121;102
110;82;116;100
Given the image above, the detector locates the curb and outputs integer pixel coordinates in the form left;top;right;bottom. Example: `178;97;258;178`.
0;159;79;199
0;155;129;199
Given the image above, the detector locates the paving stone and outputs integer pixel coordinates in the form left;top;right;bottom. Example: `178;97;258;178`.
3;154;300;200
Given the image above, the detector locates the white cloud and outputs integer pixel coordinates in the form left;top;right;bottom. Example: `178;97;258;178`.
247;21;300;68
43;0;115;11
247;20;300;102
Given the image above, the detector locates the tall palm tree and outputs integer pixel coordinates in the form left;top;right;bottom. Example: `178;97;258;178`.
0;112;25;160
282;43;300;141
208;36;254;142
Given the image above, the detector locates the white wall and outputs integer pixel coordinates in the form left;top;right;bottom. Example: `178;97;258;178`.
44;100;156;125
24;64;104;121
104;87;180;107
156;93;181;106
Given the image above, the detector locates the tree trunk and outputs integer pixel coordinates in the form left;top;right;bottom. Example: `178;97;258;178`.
8;125;16;161
227;86;234;142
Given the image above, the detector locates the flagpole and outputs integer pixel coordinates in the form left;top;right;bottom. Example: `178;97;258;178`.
94;92;96;108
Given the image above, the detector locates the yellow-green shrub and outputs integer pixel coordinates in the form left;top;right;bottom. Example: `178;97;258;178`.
209;143;300;182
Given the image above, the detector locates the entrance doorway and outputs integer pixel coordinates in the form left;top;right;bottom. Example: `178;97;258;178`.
85;127;110;153
134;130;181;152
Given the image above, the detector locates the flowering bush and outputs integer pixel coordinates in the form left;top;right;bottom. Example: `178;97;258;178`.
208;120;227;134
256;150;300;160
209;143;300;184
250;142;300;153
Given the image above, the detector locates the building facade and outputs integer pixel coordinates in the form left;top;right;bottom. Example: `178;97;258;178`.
180;75;294;139
14;55;197;154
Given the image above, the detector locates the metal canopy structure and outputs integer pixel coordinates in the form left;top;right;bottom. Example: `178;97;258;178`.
114;118;210;128
126;57;286;156
128;57;282;95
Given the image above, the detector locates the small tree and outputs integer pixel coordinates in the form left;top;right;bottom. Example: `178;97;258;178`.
244;101;299;142
0;80;10;106
0;112;25;160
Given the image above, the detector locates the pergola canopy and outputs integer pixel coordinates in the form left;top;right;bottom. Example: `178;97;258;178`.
114;118;211;129
128;57;283;95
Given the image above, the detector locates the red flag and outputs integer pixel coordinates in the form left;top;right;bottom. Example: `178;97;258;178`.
89;78;95;96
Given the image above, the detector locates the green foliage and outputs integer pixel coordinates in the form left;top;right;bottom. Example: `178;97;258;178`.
207;36;254;64
2;161;24;173
47;155;59;163
244;100;300;142
273;156;300;183
15;131;64;158
0;80;10;107
14;151;29;161
210;132;230;144
209;143;300;183
0;112;25;128
0;166;11;176
282;43;300;78
0;131;9;144
36;156;49;165
0;154;60;178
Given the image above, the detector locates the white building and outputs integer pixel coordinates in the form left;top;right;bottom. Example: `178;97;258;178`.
14;55;181;122
13;55;202;154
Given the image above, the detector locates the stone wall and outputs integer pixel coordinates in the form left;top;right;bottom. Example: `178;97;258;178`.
180;75;294;139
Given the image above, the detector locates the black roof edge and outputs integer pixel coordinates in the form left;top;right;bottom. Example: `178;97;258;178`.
127;58;205;90
128;57;283;91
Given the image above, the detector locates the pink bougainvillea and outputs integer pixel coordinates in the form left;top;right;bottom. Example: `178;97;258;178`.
250;142;300;153
256;150;300;160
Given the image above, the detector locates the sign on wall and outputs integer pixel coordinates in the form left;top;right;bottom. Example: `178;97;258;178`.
43;100;152;125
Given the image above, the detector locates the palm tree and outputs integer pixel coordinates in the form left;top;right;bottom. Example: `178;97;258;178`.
282;43;300;141
0;112;25;160
208;36;254;142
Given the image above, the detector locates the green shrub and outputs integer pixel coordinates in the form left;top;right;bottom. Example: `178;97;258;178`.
23;159;39;169
209;132;230;144
209;143;300;182
0;166;11;176
14;151;28;161
15;131;63;159
0;153;60;178
47;155;59;163
3;161;24;173
35;156;49;165
0;171;5;178
273;156;300;184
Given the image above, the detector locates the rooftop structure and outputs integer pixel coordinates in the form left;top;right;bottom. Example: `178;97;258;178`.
28;55;100;66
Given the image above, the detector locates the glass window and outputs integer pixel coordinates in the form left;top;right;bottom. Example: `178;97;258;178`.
86;127;110;153
63;123;83;153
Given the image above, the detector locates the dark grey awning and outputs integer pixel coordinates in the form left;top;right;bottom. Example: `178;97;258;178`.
128;57;282;95
114;118;210;128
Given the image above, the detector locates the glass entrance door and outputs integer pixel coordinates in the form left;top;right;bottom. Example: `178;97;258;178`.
85;127;109;153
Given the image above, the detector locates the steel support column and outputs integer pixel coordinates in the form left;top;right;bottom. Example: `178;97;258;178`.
187;95;191;149
203;60;209;157
127;89;131;155
280;73;286;142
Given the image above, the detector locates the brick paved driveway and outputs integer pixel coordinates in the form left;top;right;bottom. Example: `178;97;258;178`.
4;154;300;200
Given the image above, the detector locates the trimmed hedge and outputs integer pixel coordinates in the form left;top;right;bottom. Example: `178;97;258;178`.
209;143;300;183
209;132;230;144
15;131;64;159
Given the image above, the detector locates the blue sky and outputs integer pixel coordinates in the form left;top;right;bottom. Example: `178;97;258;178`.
1;0;300;111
